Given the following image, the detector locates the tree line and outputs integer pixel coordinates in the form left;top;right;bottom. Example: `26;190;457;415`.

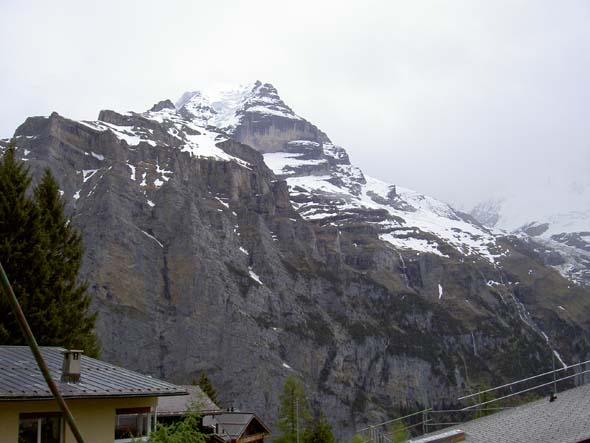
0;141;98;355
276;376;335;443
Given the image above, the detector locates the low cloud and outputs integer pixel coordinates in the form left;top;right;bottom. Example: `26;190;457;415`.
1;0;588;210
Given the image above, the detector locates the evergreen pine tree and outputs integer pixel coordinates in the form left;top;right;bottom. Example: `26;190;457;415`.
0;143;99;356
471;384;497;418
34;168;98;356
0;141;50;344
275;376;312;443
148;403;206;443
303;411;335;443
389;421;409;443
197;372;218;405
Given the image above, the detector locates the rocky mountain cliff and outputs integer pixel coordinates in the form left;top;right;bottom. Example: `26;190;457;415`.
3;81;590;437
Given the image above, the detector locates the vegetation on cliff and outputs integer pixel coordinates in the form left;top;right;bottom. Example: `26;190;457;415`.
197;372;218;405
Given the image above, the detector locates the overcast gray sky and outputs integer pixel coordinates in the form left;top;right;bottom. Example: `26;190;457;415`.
1;0;589;211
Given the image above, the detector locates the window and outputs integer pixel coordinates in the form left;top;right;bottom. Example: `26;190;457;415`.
115;407;154;441
18;413;62;443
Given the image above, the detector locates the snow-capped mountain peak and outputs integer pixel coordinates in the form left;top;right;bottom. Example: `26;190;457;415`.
169;81;508;263
56;80;588;276
175;81;301;132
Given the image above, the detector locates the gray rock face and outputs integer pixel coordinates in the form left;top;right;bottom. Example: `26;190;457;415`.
3;84;590;439
232;114;328;154
521;222;550;237
552;232;590;253
150;99;176;112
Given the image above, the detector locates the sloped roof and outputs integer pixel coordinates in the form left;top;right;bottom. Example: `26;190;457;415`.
157;385;221;415
0;346;187;400
203;413;270;441
410;382;590;443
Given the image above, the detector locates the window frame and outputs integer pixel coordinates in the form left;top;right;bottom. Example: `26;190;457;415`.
18;412;63;443
114;407;154;442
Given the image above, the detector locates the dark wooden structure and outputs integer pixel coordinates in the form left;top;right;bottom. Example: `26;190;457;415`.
157;386;270;443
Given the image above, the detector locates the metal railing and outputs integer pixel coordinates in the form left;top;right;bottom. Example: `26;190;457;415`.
357;409;433;443
355;408;508;443
458;358;590;402
460;359;590;411
356;358;590;443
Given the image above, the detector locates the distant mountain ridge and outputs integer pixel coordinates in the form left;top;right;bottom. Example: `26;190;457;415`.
470;188;590;286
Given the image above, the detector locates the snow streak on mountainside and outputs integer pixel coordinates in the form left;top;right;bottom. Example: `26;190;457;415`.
0;102;262;223
81;102;253;205
264;146;504;262
85;105;247;165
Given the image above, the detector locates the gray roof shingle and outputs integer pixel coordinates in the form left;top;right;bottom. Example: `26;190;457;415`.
0;346;187;400
157;385;220;415
411;382;590;443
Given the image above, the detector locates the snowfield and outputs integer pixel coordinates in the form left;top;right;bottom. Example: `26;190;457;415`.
265;147;504;263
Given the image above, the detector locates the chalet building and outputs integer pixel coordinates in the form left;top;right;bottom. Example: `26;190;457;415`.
203;412;270;443
0;346;187;443
409;382;590;443
157;385;271;443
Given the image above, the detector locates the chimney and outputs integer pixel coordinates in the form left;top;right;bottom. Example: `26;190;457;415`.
61;350;83;383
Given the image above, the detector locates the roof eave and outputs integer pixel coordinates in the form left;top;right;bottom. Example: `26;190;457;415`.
0;390;188;402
